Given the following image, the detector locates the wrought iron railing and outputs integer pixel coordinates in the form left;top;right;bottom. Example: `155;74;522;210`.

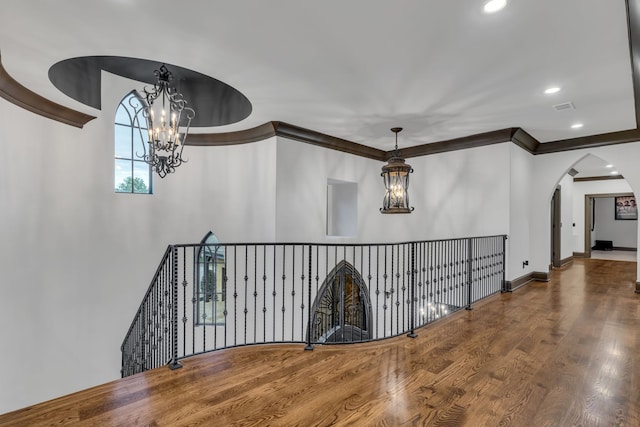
121;235;507;377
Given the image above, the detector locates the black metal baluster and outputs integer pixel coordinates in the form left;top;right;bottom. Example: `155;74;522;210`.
401;244;407;334
375;245;379;339
317;244;323;343
450;239;457;308
482;237;486;299
390;245;395;336
458;238;464;307
254;245;258;344
180;248;187;359
282;245;286;342
263;245;267;343
485;237;489;298
421;241;426;325
291;245;296;341
272;244;276;343
144;282;149;372
466;238;472;310
191;245;197;356
448;240;453;308
483;238;487;297
300;245;305;342
233;246;238;347
165;250;170;362
212;246;219;350
223;245;228;349
435;241;441;316
305;244;313;351
440;240;445;313
396;244;402;335
244;245;249;345
442;240;448;310
383;245;388;337
408;242;417;338
350;245;355;342
152;264;158;369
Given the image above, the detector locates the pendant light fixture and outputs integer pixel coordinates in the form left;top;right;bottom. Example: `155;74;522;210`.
139;64;195;178
380;127;414;214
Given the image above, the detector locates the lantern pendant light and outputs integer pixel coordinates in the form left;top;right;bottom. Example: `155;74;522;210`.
140;64;195;178
380;127;414;214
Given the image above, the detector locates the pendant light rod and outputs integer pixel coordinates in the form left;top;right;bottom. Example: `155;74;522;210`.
391;127;402;151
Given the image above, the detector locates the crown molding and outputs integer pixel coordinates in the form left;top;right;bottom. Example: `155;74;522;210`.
574;175;625;182
273;122;387;161
188;121;387;161
188;122;277;146
399;128;514;159
535;128;640;155
0;51;95;128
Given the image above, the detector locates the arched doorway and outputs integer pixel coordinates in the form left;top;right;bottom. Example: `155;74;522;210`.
309;261;372;343
554;154;637;263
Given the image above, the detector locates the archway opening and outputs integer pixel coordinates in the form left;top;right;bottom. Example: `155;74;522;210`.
551;154;637;266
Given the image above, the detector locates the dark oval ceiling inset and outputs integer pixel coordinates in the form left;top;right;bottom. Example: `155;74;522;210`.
48;56;252;127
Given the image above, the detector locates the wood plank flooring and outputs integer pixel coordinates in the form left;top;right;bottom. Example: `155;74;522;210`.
1;258;639;426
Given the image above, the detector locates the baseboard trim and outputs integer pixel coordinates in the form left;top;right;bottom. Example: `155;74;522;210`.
560;256;573;267
636;281;640;293
505;271;550;291
613;247;637;252
573;252;587;258
532;271;550;282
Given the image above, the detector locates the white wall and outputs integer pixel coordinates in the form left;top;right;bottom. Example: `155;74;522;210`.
0;72;278;414
274;138;511;244
507;144;533;280
572;179;635;253
559;174;574;261
593;197;638;248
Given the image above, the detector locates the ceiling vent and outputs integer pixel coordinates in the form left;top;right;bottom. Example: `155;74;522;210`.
553;101;575;111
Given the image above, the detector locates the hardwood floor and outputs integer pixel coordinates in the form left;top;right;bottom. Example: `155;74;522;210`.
1;258;638;426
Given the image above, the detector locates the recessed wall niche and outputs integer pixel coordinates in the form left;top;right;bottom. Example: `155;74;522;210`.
326;179;357;237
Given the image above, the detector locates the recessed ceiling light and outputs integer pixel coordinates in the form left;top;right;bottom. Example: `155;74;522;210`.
544;87;561;94
606;164;613;168
484;0;507;13
611;170;619;175
571;123;584;129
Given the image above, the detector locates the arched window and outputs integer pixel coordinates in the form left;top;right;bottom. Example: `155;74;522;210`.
114;92;152;194
196;232;226;325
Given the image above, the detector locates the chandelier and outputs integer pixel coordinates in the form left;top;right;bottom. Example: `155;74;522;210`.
380;127;414;214
139;64;195;178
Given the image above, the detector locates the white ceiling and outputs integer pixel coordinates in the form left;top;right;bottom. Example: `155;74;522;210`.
0;0;636;151
572;154;621;178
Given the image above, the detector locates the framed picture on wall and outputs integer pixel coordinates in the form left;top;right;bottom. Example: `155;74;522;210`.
615;196;637;220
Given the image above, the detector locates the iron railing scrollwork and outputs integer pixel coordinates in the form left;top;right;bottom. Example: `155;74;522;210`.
121;235;507;377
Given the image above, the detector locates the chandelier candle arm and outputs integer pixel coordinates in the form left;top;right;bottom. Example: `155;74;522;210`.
380;127;414;214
